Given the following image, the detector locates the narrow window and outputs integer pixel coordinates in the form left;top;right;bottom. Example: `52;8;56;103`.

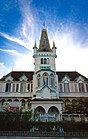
74;83;78;92
27;84;30;92
16;84;19;92
20;83;26;92
50;74;54;86
71;83;74;92
59;84;63;92
64;83;69;92
41;58;43;64
44;58;47;64
79;83;84;92
47;58;50;64
31;84;33;92
12;84;15;92
37;74;41;87
5;83;11;92
85;84;88;92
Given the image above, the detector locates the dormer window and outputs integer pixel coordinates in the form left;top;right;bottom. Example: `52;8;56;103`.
77;76;85;92
62;75;70;82
19;74;28;81
5;75;13;81
76;76;84;82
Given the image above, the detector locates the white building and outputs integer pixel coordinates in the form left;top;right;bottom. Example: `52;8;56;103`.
0;28;88;121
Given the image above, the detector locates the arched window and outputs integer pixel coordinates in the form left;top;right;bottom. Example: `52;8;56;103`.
47;58;50;64
50;74;54;86
43;72;49;85
41;58;43;64
37;74;41;87
44;58;47;64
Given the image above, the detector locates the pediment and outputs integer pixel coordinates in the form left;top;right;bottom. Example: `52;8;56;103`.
76;76;84;82
62;75;70;82
5;75;13;81
19;74;28;81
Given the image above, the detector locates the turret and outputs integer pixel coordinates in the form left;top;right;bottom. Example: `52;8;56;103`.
33;41;37;57
52;41;57;57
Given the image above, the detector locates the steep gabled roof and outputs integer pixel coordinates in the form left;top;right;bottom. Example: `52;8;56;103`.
38;29;52;52
56;71;88;81
0;71;87;81
0;71;34;81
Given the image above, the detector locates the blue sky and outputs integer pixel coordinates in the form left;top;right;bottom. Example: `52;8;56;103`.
0;0;88;78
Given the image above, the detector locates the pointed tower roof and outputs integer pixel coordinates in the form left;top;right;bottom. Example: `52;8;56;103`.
33;41;37;49
38;29;52;52
52;40;57;49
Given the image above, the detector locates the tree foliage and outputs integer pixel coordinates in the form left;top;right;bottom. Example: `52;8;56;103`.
65;99;88;115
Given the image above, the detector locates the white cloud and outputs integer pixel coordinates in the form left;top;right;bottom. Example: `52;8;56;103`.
49;25;88;78
0;63;8;78
13;53;34;71
0;48;22;56
18;0;36;49
0;32;31;50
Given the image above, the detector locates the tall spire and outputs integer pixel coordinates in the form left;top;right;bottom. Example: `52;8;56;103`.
38;28;52;52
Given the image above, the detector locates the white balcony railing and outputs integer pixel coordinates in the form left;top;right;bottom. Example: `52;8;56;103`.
0;92;33;98
59;92;88;97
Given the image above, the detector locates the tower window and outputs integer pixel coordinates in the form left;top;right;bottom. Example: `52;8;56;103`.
41;58;43;64
44;58;47;64
41;58;50;64
37;74;41;87
47;58;50;64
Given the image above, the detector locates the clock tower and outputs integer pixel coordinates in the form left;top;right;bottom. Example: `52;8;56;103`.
33;28;58;99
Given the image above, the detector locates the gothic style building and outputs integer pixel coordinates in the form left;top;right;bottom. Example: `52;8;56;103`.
0;28;88;121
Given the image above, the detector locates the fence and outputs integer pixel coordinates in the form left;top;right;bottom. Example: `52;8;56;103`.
0;131;88;137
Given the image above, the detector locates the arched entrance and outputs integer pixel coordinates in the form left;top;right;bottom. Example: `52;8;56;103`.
34;106;45;121
20;99;25;109
48;106;59;121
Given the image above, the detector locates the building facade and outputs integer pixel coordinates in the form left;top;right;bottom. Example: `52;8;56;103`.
0;28;88;121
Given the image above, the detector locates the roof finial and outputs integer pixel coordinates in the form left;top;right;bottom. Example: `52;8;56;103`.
43;21;46;29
